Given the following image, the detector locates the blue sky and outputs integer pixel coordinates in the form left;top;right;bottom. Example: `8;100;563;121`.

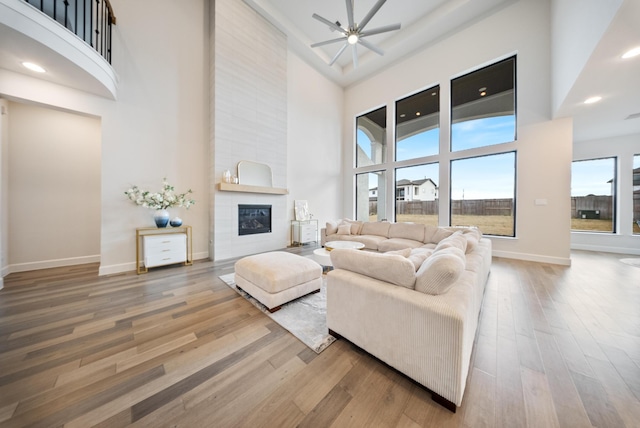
571;158;614;197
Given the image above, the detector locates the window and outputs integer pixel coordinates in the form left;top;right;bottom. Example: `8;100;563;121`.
356;171;386;222
356;106;386;167
395;163;439;226
450;152;516;236
633;154;639;234
571;158;616;233
451;57;516;151
396;86;439;161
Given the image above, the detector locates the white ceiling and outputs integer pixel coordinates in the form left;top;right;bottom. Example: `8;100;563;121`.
245;0;640;142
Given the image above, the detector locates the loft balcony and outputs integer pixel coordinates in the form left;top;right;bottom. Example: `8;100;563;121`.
0;0;118;99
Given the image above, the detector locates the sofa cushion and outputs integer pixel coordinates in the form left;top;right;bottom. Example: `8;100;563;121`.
360;221;391;237
431;227;455;243
424;225;440;244
330;248;416;289
435;231;467;253
339;219;363;235
388;222;425;242
351;235;388;250
378;238;425;253
407;247;434;271
414;247;466;295
385;248;412;257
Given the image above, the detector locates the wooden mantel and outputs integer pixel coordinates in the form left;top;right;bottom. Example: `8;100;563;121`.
217;182;288;195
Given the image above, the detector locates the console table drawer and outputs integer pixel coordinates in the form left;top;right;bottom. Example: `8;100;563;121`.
143;234;187;268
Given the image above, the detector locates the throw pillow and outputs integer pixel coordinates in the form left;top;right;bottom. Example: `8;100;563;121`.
414;249;466;295
434;231;467;253
326;221;338;235
337;224;351;235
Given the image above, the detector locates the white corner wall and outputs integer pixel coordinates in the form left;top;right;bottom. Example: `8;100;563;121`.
8;101;101;271
0;98;7;289
0;0;211;276
344;0;572;265
571;133;640;255
287;52;344;233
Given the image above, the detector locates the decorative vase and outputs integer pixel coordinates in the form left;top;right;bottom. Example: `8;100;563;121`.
170;217;183;227
153;209;170;228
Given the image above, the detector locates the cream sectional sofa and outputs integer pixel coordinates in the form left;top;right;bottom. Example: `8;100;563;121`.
325;223;491;412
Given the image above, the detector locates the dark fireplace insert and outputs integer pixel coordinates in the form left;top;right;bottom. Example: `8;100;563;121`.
238;204;272;236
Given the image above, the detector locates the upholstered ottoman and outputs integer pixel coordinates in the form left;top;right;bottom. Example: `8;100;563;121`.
234;251;322;312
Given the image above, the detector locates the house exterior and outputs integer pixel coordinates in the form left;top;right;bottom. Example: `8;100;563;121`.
1;0;639;290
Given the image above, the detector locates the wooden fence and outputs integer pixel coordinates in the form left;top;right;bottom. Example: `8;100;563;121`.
370;195;633;221
571;195;613;220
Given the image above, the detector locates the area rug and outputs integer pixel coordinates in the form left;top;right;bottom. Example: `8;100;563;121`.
219;273;336;353
620;258;640;268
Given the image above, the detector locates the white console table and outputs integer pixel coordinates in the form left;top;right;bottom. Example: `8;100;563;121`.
136;226;193;274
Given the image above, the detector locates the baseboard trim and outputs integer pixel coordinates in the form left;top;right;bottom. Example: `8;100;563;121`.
571;243;640;256
7;255;101;274
492;250;571;266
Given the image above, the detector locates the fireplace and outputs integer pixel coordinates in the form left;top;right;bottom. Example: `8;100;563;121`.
238;204;272;236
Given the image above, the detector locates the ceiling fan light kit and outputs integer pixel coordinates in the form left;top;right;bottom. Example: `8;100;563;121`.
311;0;401;68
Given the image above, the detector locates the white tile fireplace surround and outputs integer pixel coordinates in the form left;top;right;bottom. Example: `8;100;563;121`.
213;192;288;260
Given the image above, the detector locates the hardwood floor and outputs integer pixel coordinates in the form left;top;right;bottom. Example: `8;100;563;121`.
1;248;639;427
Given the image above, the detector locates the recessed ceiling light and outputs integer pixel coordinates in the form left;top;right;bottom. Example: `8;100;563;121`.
22;62;46;73
400;113;406;118
584;96;602;104
415;112;421;116
622;47;640;59
479;87;487;97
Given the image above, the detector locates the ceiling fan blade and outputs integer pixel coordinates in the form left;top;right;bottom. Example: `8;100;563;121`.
358;38;384;56
311;36;347;48
312;13;347;35
359;23;401;38
359;0;387;31
352;44;358;69
346;0;355;29
329;43;349;66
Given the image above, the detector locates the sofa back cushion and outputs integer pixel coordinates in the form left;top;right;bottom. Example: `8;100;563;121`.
414;247;466;295
388;223;425;242
330;248;416;289
339;219;363;235
434;231;467;253
360;221;391;237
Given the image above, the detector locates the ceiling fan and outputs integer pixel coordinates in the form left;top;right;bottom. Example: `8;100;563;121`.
311;0;401;68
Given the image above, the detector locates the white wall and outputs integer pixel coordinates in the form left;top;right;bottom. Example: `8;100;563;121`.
0;98;7;289
343;0;573;265
287;52;344;234
0;0;210;275
571;133;640;255
7;101;101;271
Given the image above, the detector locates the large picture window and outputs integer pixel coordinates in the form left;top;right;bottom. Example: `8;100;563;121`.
571;158;616;233
356;107;386;167
395;86;439;161
450;152;516;236
356;171;386;222
395;163;439;225
451;57;516;151
632;154;639;235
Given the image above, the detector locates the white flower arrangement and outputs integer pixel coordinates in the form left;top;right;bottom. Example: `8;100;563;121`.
125;178;195;210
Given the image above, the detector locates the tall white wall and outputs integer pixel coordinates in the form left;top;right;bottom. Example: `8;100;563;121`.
287;53;344;233
344;0;573;265
7;102;101;271
572;133;640;255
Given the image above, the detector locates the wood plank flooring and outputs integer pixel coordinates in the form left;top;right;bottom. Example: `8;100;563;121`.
1;247;639;427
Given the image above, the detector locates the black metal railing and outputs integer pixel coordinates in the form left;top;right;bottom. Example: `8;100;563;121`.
24;0;116;64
